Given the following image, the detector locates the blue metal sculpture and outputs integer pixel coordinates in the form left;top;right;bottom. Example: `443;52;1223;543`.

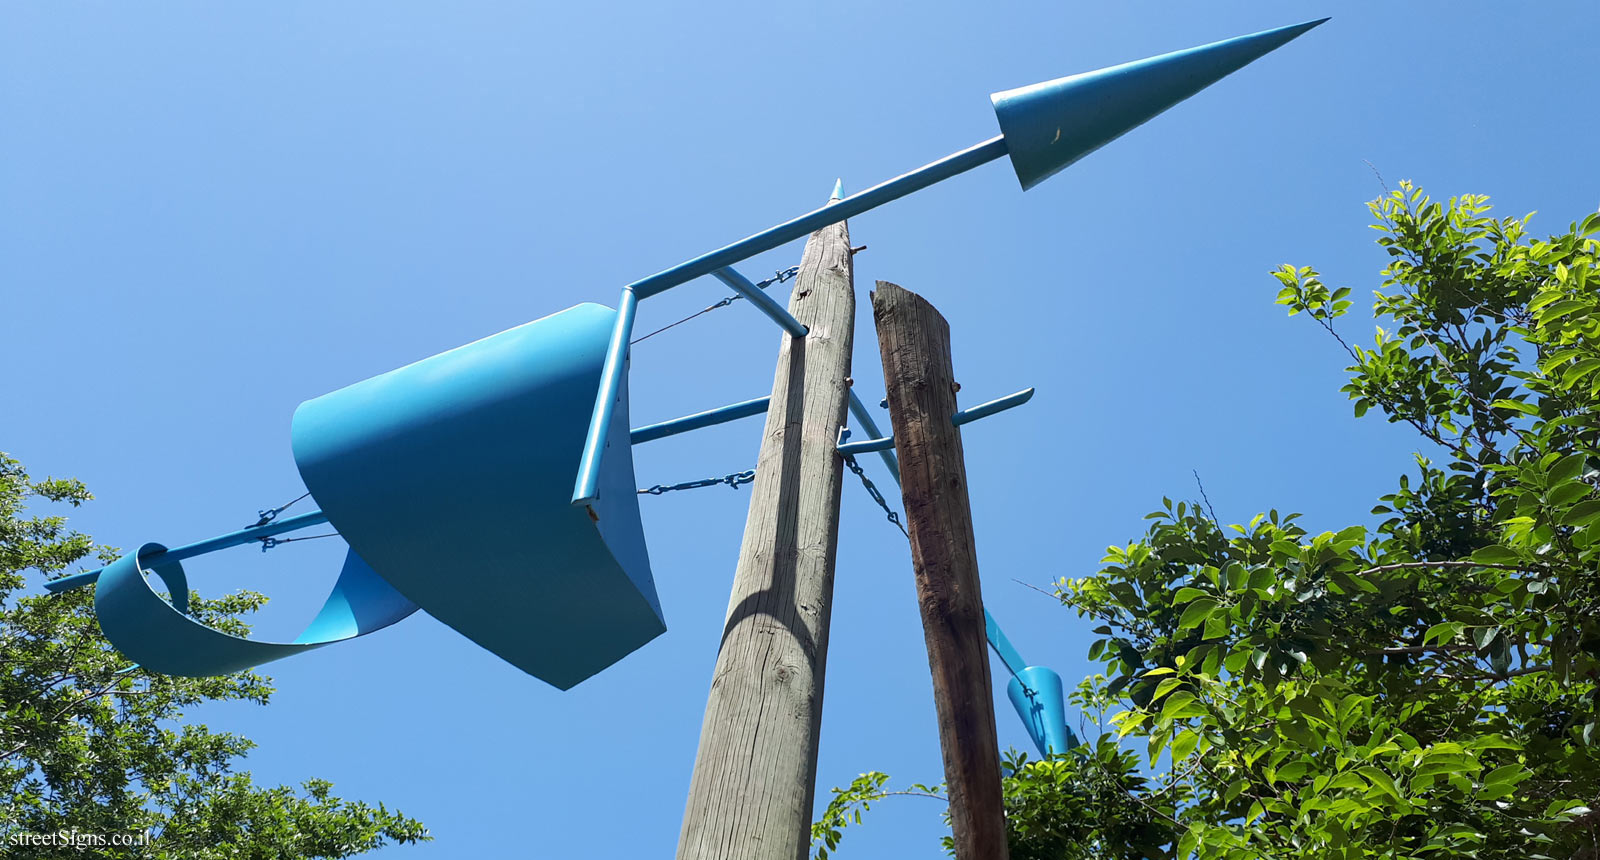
48;21;1324;746
293;303;661;690
570;18;1326;510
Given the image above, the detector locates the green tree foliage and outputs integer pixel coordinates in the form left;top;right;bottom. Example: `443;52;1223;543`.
1063;184;1600;859
815;186;1600;858
812;746;1169;860
0;453;429;858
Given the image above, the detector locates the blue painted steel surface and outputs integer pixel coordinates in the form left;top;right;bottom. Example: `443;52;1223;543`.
1007;666;1072;757
711;268;808;337
952;388;1035;426
991;19;1327;190
984;610;1029;679
847;390;900;484
294;302;664;690
45;509;333;593
631;396;771;445
837;387;1037;456
630;137;1008;301
572;288;640;507
93;544;417;676
574;21;1330;510
835;436;896;457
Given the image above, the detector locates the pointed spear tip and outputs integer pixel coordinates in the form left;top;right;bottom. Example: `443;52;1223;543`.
993;16;1331;191
830;178;844;201
1276;16;1332;39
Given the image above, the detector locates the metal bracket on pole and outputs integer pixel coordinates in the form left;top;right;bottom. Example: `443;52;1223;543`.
711;268;808;337
836;387;1035;456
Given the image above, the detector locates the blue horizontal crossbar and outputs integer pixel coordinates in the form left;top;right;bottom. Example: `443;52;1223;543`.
836;388;1036;456
953;387;1035;426
630;396;771;444
44;510;333;593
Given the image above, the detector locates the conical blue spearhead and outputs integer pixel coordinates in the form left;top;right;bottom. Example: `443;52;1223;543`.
992;18;1327;190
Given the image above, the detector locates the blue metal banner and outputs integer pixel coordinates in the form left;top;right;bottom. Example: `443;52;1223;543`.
293;302;663;690
94;545;417;676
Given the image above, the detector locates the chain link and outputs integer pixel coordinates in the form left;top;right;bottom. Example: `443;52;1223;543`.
638;469;757;495
843;454;908;538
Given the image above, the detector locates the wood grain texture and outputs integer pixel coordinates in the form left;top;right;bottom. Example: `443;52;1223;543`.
871;280;1009;860
676;208;855;860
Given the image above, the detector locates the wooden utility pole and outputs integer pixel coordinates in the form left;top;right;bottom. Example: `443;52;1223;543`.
871;280;1009;860
677;193;855;860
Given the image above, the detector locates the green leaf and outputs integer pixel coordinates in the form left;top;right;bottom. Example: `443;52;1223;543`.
1325;772;1367;792
1560;499;1600;528
1424;622;1465;646
1178;598;1220;631
1471;545;1519;565
1150;677;1185;703
1357;766;1401;801
1490;398;1539;416
1173;586;1210;605
1170;729;1199;762
1482;764;1528;789
1549;452;1589;484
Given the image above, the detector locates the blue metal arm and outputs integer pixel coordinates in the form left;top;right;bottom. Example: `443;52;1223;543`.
572;287;640;508
44;510;333;593
711;269;807;337
838;388;1035;455
630;397;771;444
572;141;1007;508
631;138;1008;301
846;389;900;484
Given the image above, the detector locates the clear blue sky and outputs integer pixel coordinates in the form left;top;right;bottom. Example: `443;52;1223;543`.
5;3;1598;857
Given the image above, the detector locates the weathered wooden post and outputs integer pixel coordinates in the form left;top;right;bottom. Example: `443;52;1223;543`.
872;280;1009;860
676;188;855;860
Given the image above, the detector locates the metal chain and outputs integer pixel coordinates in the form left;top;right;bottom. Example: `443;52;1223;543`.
638;469;757;495
843;454;908;538
631;266;801;345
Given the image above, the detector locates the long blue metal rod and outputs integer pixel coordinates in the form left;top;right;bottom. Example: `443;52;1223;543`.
573;139;1007;507
44;509;333;594
837;388;1036;456
572;287;640;507
630;396;771;445
632;137;1007;300
953;387;1035;426
985;611;1030;678
711;268;807;337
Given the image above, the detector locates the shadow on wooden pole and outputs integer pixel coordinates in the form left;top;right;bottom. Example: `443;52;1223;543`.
676;191;855;860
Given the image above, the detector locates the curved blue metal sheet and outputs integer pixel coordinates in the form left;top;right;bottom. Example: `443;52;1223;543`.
991;19;1327;190
291;303;664;690
94;543;418;677
1006;665;1071;757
